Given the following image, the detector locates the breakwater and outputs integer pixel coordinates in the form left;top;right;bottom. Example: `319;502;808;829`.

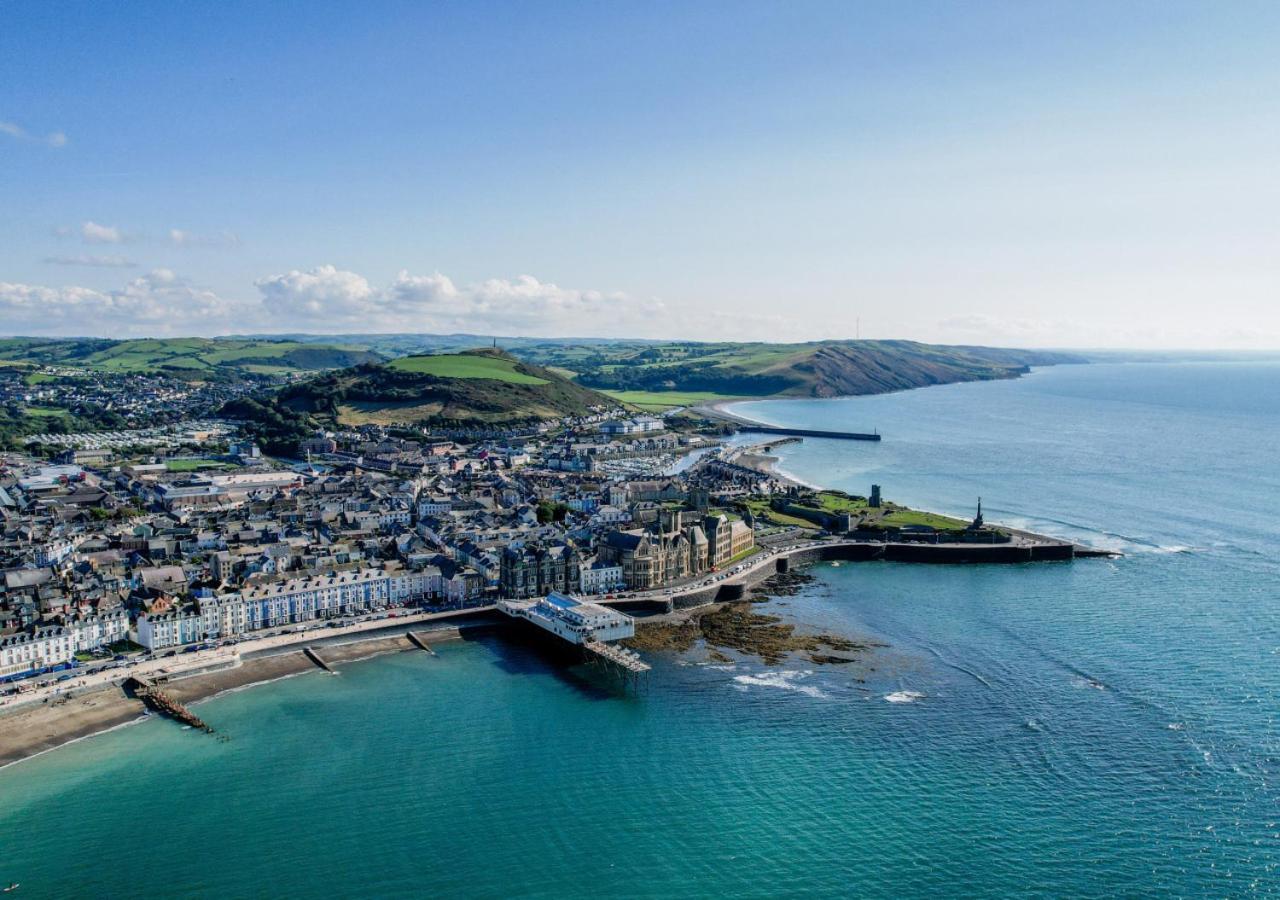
628;538;1081;612
737;425;881;442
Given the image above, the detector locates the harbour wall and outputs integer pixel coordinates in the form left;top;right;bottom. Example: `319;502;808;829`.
668;539;1075;610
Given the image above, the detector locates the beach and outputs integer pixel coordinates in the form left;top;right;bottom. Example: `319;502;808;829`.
0;619;488;769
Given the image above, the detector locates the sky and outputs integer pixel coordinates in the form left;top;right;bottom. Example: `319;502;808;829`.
2;0;1279;349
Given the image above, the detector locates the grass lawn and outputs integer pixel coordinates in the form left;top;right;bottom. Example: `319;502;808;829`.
739;497;820;530
26;405;70;420
106;639;146;655
388;354;549;384
815;490;868;513
165;458;232;472
723;546;760;566
879;508;968;530
602;389;740;411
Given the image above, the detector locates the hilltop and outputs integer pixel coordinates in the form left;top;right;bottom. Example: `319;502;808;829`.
224;349;618;452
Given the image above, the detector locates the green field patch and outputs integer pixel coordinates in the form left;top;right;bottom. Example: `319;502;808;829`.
164;458;233;472
388;354;549;384
814;490;869;513
879;509;968;530
602;389;738;410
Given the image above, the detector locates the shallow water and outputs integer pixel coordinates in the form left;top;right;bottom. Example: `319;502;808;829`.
2;361;1277;898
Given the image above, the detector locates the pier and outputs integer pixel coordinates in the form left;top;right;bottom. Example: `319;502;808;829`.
693;405;880;441
499;592;651;690
737;425;880;441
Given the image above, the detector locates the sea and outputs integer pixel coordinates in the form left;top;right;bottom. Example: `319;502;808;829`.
2;361;1277;898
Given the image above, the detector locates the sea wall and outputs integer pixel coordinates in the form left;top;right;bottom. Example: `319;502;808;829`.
671;539;1073;610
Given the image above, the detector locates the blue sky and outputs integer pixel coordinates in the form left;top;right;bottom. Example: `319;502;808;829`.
3;1;1279;347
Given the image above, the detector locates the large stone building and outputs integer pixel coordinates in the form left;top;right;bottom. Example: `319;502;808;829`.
601;510;754;590
500;542;582;599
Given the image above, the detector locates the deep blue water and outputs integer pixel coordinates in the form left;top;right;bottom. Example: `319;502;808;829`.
2;361;1277;898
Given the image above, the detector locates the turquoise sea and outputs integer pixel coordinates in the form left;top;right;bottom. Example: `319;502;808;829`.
2;361;1278;898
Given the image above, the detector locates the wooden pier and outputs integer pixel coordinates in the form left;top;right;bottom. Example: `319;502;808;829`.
583;639;650;692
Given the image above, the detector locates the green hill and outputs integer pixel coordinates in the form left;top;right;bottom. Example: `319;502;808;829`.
226;350;619;451
520;340;1086;404
0;337;383;376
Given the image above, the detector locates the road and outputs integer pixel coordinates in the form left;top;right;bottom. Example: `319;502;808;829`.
0;605;497;712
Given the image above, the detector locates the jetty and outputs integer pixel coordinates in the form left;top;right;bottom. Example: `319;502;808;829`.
693;404;880;441
127;677;214;734
498;592;651;691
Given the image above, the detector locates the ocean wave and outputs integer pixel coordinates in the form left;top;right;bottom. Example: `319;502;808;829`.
884;690;925;704
732;670;827;699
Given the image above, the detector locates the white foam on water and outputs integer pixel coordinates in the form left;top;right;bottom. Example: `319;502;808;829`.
884;690;925;704
732;670;827;699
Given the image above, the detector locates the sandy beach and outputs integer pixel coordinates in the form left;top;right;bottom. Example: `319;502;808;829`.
0;621;490;770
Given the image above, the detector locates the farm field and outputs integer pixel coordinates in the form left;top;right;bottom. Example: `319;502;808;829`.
602;389;740;411
387;354;549;384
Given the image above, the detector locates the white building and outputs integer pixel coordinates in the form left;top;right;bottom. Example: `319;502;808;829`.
68;609;130;652
580;562;625;595
417;495;454;518
0;627;75;679
498;592;635;644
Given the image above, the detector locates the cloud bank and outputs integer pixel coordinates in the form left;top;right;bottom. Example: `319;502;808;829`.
0;265;687;338
255;265;669;335
0;270;244;336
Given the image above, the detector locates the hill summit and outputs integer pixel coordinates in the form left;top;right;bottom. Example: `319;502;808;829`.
279;348;617;429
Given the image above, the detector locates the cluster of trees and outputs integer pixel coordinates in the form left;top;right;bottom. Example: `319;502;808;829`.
536;501;571;524
220;396;317;457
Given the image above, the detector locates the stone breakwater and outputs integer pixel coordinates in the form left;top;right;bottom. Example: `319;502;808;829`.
663;539;1079;611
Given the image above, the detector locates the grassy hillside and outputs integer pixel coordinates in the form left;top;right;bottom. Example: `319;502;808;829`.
232;349;618;444
0;337;383;376
518;340;1086;401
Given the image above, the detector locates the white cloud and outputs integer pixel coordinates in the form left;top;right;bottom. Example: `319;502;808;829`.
80;220;123;244
256;265;377;320
170;228;241;248
0;264;790;341
254;265;666;335
43;254;137;269
0;120;67;148
0;270;243;336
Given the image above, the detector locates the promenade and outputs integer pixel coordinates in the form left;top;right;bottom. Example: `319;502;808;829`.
0;606;497;713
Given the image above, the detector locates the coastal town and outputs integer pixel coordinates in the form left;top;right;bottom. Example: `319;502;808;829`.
0;393;1036;696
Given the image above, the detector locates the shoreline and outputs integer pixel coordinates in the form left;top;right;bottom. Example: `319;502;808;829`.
0;621;496;771
0;389;1106;770
709;400;1111;553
